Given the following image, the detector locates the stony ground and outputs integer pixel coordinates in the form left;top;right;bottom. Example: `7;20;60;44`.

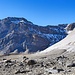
0;50;75;75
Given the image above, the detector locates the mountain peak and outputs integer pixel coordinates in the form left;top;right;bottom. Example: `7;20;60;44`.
4;17;28;21
1;17;33;25
0;17;67;55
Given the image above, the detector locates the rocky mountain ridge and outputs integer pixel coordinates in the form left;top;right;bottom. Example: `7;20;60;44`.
0;17;67;55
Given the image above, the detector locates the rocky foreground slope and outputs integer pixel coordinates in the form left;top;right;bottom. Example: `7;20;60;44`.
0;48;75;75
0;17;67;55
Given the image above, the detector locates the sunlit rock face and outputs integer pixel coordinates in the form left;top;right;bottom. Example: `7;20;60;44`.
0;17;67;54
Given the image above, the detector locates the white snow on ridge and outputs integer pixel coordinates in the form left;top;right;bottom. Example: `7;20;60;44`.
11;20;26;24
11;21;20;24
40;28;75;53
20;20;25;23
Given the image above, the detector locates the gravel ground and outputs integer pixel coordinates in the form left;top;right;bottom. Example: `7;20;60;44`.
0;50;75;75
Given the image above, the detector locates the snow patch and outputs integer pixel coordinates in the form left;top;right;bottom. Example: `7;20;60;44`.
11;21;20;24
11;20;26;24
40;29;75;53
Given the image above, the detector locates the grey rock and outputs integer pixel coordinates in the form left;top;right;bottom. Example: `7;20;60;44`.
57;68;64;73
27;60;37;65
66;23;75;31
5;59;12;63
15;69;30;74
67;63;75;67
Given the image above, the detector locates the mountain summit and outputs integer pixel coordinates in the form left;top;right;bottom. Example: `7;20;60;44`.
0;17;67;55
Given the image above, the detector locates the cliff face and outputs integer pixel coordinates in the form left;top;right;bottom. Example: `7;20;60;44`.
0;17;67;54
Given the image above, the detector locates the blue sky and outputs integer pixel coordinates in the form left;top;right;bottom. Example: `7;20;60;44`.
0;0;75;26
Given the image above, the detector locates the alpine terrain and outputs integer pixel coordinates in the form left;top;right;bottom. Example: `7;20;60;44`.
0;17;67;55
0;22;75;75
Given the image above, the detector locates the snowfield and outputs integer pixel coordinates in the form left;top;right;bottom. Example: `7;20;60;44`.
40;28;75;53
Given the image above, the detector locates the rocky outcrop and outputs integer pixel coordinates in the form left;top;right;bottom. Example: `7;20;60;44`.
66;23;75;31
0;17;67;54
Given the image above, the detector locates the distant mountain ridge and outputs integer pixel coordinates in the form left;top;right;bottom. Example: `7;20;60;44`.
41;23;75;54
0;17;67;55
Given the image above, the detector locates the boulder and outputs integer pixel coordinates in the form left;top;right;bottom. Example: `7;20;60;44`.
27;60;37;65
5;59;12;63
67;63;75;67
